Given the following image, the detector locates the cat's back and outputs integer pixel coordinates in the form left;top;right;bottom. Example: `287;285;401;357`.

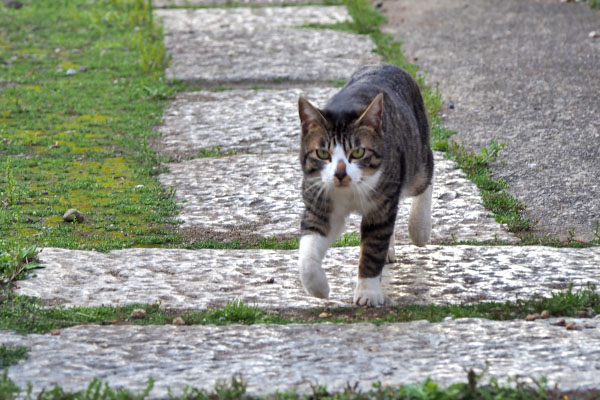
325;63;421;114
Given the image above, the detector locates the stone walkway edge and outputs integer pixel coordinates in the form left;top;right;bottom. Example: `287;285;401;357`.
16;246;600;310
2;319;600;398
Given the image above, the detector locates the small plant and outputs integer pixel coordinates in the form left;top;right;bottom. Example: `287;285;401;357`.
332;232;361;247
193;146;238;159
0;345;28;368
2;158;18;208
0;242;41;285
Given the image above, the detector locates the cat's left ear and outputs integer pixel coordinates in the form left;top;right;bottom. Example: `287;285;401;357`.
357;93;384;132
298;96;326;127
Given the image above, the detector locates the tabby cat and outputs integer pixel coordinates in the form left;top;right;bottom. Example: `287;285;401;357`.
297;63;434;307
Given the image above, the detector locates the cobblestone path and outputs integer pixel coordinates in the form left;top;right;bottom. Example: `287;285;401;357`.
3;0;600;397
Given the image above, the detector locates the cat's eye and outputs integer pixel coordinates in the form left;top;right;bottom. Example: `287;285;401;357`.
316;149;330;160
351;148;365;159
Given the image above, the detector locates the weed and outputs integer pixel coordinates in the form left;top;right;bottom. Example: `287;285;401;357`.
1;157;18;208
0;242;41;285
0;346;28;368
332;232;361;247
191;147;238;159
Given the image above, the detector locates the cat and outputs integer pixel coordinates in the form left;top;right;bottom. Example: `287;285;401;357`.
297;63;434;307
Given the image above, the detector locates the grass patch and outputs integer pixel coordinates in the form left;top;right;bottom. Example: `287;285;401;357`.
0;242;41;284
0;366;598;400
2;285;598;335
0;0;184;252
0;346;28;368
0;291;172;335
187;146;238;159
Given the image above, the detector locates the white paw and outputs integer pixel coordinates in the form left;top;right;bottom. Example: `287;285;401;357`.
408;223;431;247
353;277;384;307
299;261;330;299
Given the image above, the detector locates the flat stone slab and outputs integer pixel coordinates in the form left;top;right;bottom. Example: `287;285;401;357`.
158;152;518;244
16;246;600;309
155;88;338;159
155;7;380;83
381;0;600;241
154;0;332;6
4;319;600;397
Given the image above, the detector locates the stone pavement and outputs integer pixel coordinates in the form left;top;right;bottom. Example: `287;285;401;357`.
4;0;600;397
381;0;600;241
3;320;600;397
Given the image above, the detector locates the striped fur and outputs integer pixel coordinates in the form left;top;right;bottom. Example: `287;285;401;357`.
298;64;434;306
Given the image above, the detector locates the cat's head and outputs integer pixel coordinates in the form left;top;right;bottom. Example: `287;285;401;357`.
298;93;384;192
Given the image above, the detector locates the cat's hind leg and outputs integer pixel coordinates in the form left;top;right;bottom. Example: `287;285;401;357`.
408;183;432;247
386;227;396;263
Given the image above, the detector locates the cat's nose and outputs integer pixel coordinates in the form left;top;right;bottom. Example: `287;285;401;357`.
334;161;347;180
334;161;350;185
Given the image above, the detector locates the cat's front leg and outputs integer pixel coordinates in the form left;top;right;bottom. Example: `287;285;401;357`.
298;234;331;298
298;213;347;299
354;214;395;307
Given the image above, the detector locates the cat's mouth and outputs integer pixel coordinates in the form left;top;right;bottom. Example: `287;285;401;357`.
333;176;352;187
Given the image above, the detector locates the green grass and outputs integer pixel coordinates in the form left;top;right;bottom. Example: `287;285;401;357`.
2;284;598;335
0;346;28;368
0;0;184;253
1;367;599;400
0;242;41;285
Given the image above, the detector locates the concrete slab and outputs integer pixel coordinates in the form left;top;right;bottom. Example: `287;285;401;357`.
154;0;334;6
16;246;600;309
155;88;338;159
381;0;600;241
157;152;518;244
3;319;600;397
155;6;348;31
154;7;380;83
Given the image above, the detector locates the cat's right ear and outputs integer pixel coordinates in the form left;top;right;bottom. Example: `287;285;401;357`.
298;97;326;129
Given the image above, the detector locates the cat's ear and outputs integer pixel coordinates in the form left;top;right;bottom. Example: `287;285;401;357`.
357;93;384;132
298;96;326;127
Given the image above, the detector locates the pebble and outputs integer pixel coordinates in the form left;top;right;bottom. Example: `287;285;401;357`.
130;309;147;320
5;0;23;9
565;321;578;330
65;68;76;76
63;208;84;223
439;191;458;201
589;31;599;39
525;313;540;321
50;329;60;336
318;312;331;318
173;317;185;326
266;277;275;284
4;0;23;10
540;310;551;319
